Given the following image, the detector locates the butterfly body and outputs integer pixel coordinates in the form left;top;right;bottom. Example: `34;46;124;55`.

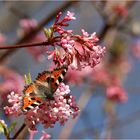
21;65;68;112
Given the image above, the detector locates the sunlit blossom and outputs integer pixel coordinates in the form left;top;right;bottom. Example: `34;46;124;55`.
66;11;76;20
46;11;106;70
39;131;51;140
4;83;79;130
28;129;38;140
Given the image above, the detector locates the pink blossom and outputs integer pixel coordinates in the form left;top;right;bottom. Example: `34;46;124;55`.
66;11;76;20
28;129;51;140
106;85;128;103
47;49;63;65
45;11;105;70
81;29;99;42
63;31;105;70
7;91;22;104
4;83;79;130
81;29;89;37
28;129;38;140
4;91;22;116
54;11;76;27
39;131;51;140
55;29;105;70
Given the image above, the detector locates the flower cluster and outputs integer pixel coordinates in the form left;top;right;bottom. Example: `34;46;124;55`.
4;83;79;130
4;91;22;116
46;11;106;70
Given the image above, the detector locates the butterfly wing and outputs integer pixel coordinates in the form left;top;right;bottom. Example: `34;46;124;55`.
21;84;43;112
35;70;53;99
21;65;68;112
50;65;68;93
22;96;42;112
35;65;68;98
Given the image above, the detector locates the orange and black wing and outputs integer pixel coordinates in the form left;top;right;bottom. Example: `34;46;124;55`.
50;65;68;93
21;66;68;112
21;84;43;112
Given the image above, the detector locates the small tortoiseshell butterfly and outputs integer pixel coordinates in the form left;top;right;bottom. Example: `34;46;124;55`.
21;65;68;112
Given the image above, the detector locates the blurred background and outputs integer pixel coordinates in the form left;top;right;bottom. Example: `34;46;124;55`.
0;1;140;139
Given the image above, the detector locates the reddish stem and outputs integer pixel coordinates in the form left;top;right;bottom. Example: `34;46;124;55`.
0;41;49;50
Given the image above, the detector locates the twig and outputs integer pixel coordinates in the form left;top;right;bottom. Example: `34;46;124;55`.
0;41;49;49
12;123;26;139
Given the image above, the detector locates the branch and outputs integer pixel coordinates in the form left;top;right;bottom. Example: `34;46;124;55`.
0;1;76;63
0;41;49;50
12;123;26;139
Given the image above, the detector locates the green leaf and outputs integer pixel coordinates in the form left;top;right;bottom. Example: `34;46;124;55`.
8;122;17;132
0;123;5;133
44;27;53;39
24;72;32;85
28;72;32;84
0;121;9;137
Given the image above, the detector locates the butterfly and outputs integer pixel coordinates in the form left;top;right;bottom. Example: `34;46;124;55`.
21;65;68;112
